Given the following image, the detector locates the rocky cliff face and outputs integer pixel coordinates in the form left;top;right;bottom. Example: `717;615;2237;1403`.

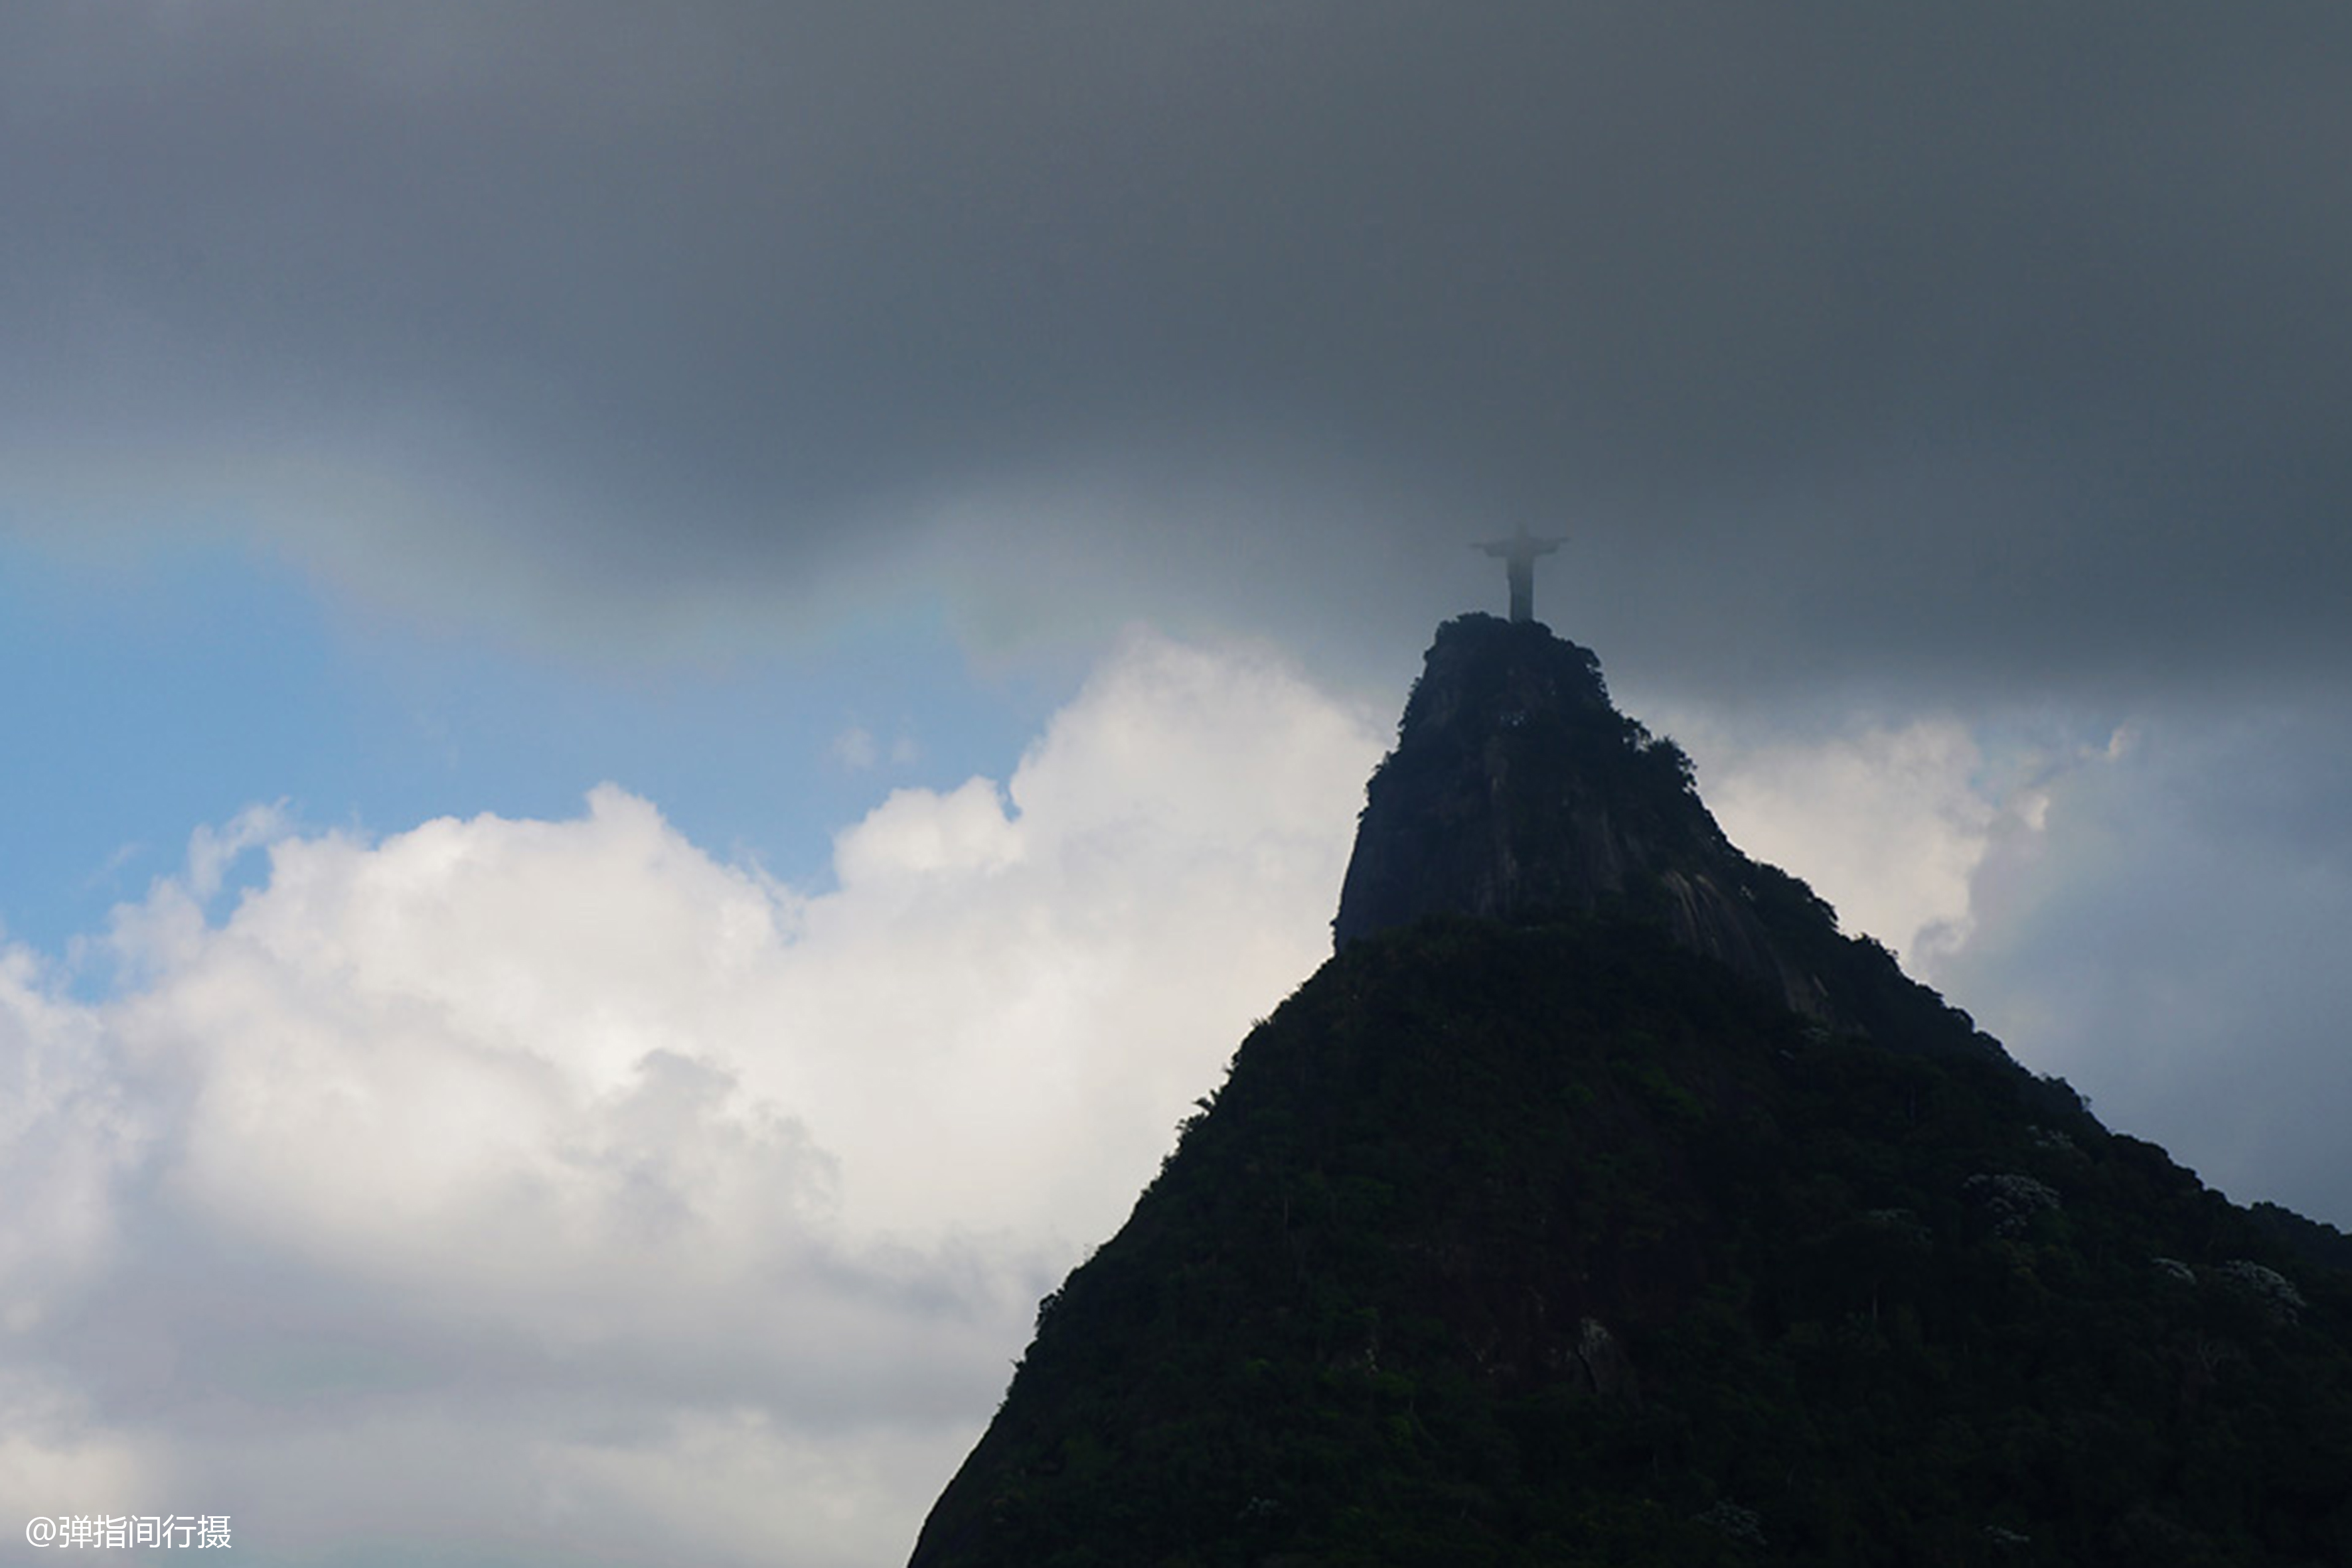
1334;614;1830;1018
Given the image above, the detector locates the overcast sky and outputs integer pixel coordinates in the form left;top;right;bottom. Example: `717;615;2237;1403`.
6;7;2351;1563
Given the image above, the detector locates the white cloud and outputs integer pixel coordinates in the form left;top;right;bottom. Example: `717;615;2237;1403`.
829;726;880;771
790;630;1383;1241
0;951;174;1528
0;947;145;1328
0;1366;169;1535
182;802;290;903
828;726;923;774
0;629;1383;1566
1662;712;2078;967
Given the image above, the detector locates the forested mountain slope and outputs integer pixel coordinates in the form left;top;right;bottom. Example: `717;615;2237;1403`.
909;619;2352;1567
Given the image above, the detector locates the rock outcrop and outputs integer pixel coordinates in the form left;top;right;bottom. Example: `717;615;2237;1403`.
1334;614;1828;1018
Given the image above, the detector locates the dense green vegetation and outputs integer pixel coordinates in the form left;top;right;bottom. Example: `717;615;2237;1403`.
911;916;2352;1567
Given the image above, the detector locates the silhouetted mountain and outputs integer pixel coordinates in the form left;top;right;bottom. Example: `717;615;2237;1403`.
1333;616;1807;1001
1333;615;2002;1055
909;617;2352;1567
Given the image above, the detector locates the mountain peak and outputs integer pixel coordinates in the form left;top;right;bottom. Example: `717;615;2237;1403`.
908;616;2352;1568
1334;615;1827;1019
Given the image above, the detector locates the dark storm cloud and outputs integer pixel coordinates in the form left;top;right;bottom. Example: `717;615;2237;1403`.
6;3;2351;692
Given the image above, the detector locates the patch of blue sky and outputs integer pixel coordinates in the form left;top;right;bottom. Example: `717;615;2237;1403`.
0;534;1066;977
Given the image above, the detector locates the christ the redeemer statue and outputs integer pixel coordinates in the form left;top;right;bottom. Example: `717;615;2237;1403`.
1475;527;1566;623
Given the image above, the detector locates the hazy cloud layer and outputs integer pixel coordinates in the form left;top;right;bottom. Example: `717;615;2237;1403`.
1932;700;2352;1225
0;634;1383;1567
5;5;2349;694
